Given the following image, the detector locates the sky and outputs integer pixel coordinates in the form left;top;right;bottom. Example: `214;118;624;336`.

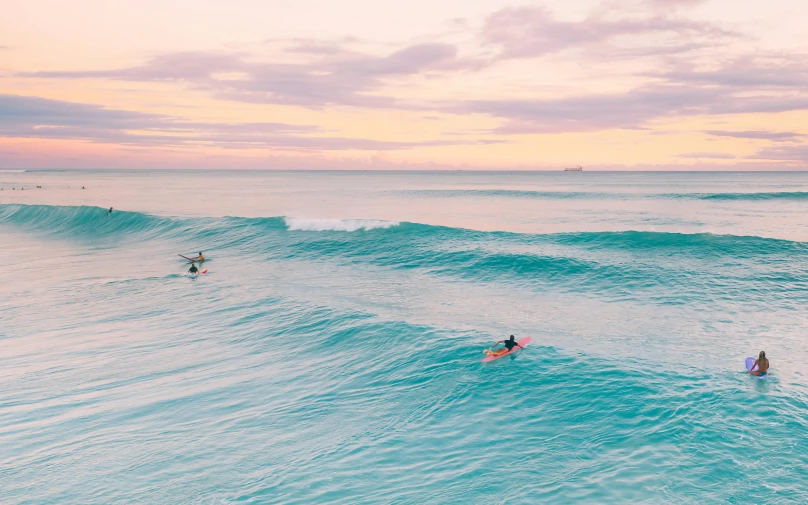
1;0;807;170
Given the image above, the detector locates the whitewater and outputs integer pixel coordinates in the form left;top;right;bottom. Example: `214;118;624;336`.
1;170;807;504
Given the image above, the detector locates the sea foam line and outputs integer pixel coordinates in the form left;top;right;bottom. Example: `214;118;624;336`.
284;217;399;232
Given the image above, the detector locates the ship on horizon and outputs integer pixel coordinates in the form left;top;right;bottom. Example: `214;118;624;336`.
564;166;583;171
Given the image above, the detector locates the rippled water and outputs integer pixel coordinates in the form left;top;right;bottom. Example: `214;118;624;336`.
1;170;808;504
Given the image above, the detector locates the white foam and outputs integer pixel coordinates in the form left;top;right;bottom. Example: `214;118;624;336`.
284;217;399;232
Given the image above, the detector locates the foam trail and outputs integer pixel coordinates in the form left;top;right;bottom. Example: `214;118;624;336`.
284;217;399;232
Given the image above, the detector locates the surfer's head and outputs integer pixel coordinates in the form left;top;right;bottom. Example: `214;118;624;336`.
199;251;203;255
509;335;515;342
759;351;766;359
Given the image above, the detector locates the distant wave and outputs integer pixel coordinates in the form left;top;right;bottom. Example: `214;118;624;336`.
402;189;622;199
692;191;808;201
0;169;26;173
284;217;399;232
401;189;808;201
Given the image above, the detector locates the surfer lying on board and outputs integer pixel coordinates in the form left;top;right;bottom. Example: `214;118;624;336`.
750;351;769;377
483;335;523;358
188;263;199;274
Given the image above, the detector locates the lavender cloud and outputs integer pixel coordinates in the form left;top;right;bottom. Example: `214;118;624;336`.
659;55;808;88
0;94;502;151
480;5;730;60
750;145;808;162
705;130;806;142
14;4;808;137
23;43;467;109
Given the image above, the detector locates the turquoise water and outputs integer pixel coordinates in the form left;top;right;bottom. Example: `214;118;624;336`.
1;171;808;504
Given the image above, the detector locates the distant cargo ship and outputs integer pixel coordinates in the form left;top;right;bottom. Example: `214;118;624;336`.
564;166;583;171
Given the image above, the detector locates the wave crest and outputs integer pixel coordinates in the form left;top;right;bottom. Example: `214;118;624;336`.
284;217;399;232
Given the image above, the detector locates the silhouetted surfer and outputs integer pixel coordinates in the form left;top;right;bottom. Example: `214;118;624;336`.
188;263;199;274
108;207;113;215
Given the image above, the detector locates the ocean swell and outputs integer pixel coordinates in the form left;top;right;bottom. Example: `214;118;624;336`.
2;204;806;309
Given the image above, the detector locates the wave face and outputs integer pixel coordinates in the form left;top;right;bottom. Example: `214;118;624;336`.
2;198;808;504
3;204;804;309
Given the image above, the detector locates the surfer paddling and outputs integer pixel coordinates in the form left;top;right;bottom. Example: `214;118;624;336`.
188;263;199;275
483;335;524;358
749;351;769;377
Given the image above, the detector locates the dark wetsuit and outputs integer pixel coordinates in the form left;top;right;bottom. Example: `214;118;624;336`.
189;265;199;274
503;339;520;351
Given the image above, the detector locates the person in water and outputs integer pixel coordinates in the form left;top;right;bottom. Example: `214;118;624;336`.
750;351;769;376
108;207;113;215
483;335;523;358
188;263;199;274
194;251;205;262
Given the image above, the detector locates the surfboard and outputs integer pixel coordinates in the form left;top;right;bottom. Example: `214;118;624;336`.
746;357;769;379
482;337;532;363
178;254;206;262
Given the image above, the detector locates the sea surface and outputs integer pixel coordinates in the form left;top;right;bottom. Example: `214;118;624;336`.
1;170;807;504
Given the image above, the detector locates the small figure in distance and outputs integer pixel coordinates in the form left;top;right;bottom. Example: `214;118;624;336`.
188;262;199;275
108;207;113;215
483;335;524;358
750;351;769;377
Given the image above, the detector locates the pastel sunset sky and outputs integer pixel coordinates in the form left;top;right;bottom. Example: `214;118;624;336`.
1;0;807;170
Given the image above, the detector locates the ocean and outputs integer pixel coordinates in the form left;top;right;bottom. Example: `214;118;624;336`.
1;170;807;504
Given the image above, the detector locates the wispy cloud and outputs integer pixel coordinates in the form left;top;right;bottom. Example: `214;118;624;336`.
480;4;730;60
658;54;808;88
20;1;737;115
8;1;808;148
454;83;808;134
678;152;736;159
705;130;806;142
23;42;472;109
642;0;708;12
0;94;503;151
750;145;808;162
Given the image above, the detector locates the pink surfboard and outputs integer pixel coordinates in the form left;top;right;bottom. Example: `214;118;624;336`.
482;337;532;362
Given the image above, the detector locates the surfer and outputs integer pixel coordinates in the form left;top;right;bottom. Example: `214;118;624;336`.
483;335;524;358
749;351;769;377
188;263;199;275
108;207;113;215
192;251;205;262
